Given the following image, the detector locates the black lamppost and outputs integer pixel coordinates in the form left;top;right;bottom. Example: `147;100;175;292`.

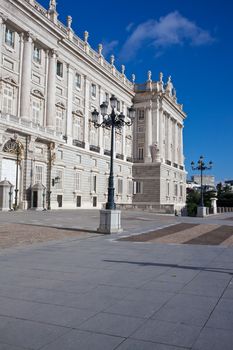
91;95;135;210
191;156;213;207
14;141;21;210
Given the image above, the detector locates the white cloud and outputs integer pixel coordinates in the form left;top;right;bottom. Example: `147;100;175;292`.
102;40;119;56
126;22;134;32
120;11;215;61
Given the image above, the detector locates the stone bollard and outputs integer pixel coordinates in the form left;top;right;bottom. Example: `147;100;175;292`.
0;179;12;211
210;197;217;215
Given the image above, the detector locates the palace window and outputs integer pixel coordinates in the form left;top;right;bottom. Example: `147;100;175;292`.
117;100;120;112
105;93;109;103
174;183;178;196
117;178;123;194
138;147;144;160
56;61;63;77
73;116;82;140
56;169;63;189
33;46;41;63
56;107;64;133
5;27;14;47
104;134;110;150
75;172;81;191
135;181;143;194
35;165;43;183
32;98;41;124
180;184;183;197
116;139;122;154
127;180;133;195
167;182;170;196
90;128;98;146
76;154;81;164
2;85;13;114
138;109;144;120
75;73;81;89
92;174;97;193
57;150;63;160
91;84;96;98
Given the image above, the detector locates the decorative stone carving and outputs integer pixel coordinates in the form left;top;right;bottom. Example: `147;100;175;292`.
67;15;72;29
84;31;89;43
31;88;44;98
98;44;103;56
147;70;152;82
165;76;173;96
3;135;24;160
150;142;160;163
110;55;115;66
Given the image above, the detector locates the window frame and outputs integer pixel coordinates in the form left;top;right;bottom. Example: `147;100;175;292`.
56;61;63;78
33;45;41;64
5;27;14;48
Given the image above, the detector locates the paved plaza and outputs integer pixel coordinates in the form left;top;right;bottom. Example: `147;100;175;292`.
0;210;233;349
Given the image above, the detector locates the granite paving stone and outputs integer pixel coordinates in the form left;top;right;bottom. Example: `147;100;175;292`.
39;329;124;350
0;210;233;349
192;327;233;350
0;315;69;349
131;319;202;348
115;338;187;350
78;312;145;338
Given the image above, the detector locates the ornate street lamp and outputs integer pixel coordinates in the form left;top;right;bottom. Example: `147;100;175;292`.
91;95;135;232
191;155;213;207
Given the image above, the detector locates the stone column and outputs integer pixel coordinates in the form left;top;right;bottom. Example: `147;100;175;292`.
84;75;90;149
180;124;184;165
20;32;33;119
159;109;164;161
165;114;170;161
122;102;126;159
173;120;177;165
0;15;6;71
66;64;73;145
46;50;56;128
144;105;152;163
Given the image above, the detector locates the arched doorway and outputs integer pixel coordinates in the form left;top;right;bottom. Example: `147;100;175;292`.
1;136;24;209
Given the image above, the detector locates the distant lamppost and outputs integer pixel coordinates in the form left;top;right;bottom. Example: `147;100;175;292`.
14;141;21;210
191;155;213;207
91;94;135;233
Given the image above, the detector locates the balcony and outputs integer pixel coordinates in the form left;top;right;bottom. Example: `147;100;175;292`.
104;149;111;156
116;153;124;160
73;139;85;148
89;145;100;153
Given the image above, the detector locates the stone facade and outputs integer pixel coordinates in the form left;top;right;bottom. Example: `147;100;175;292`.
0;0;134;209
132;72;186;212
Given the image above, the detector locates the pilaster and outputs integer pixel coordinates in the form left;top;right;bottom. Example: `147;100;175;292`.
46;50;56;128
159;108;164;161
0;14;7;70
66;64;73;145
83;75;90;149
20;32;33;119
144;104;152;163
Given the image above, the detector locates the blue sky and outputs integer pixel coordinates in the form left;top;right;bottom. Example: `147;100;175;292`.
40;0;233;182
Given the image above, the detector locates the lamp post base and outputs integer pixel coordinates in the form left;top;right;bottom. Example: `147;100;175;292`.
97;209;122;234
197;206;207;218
